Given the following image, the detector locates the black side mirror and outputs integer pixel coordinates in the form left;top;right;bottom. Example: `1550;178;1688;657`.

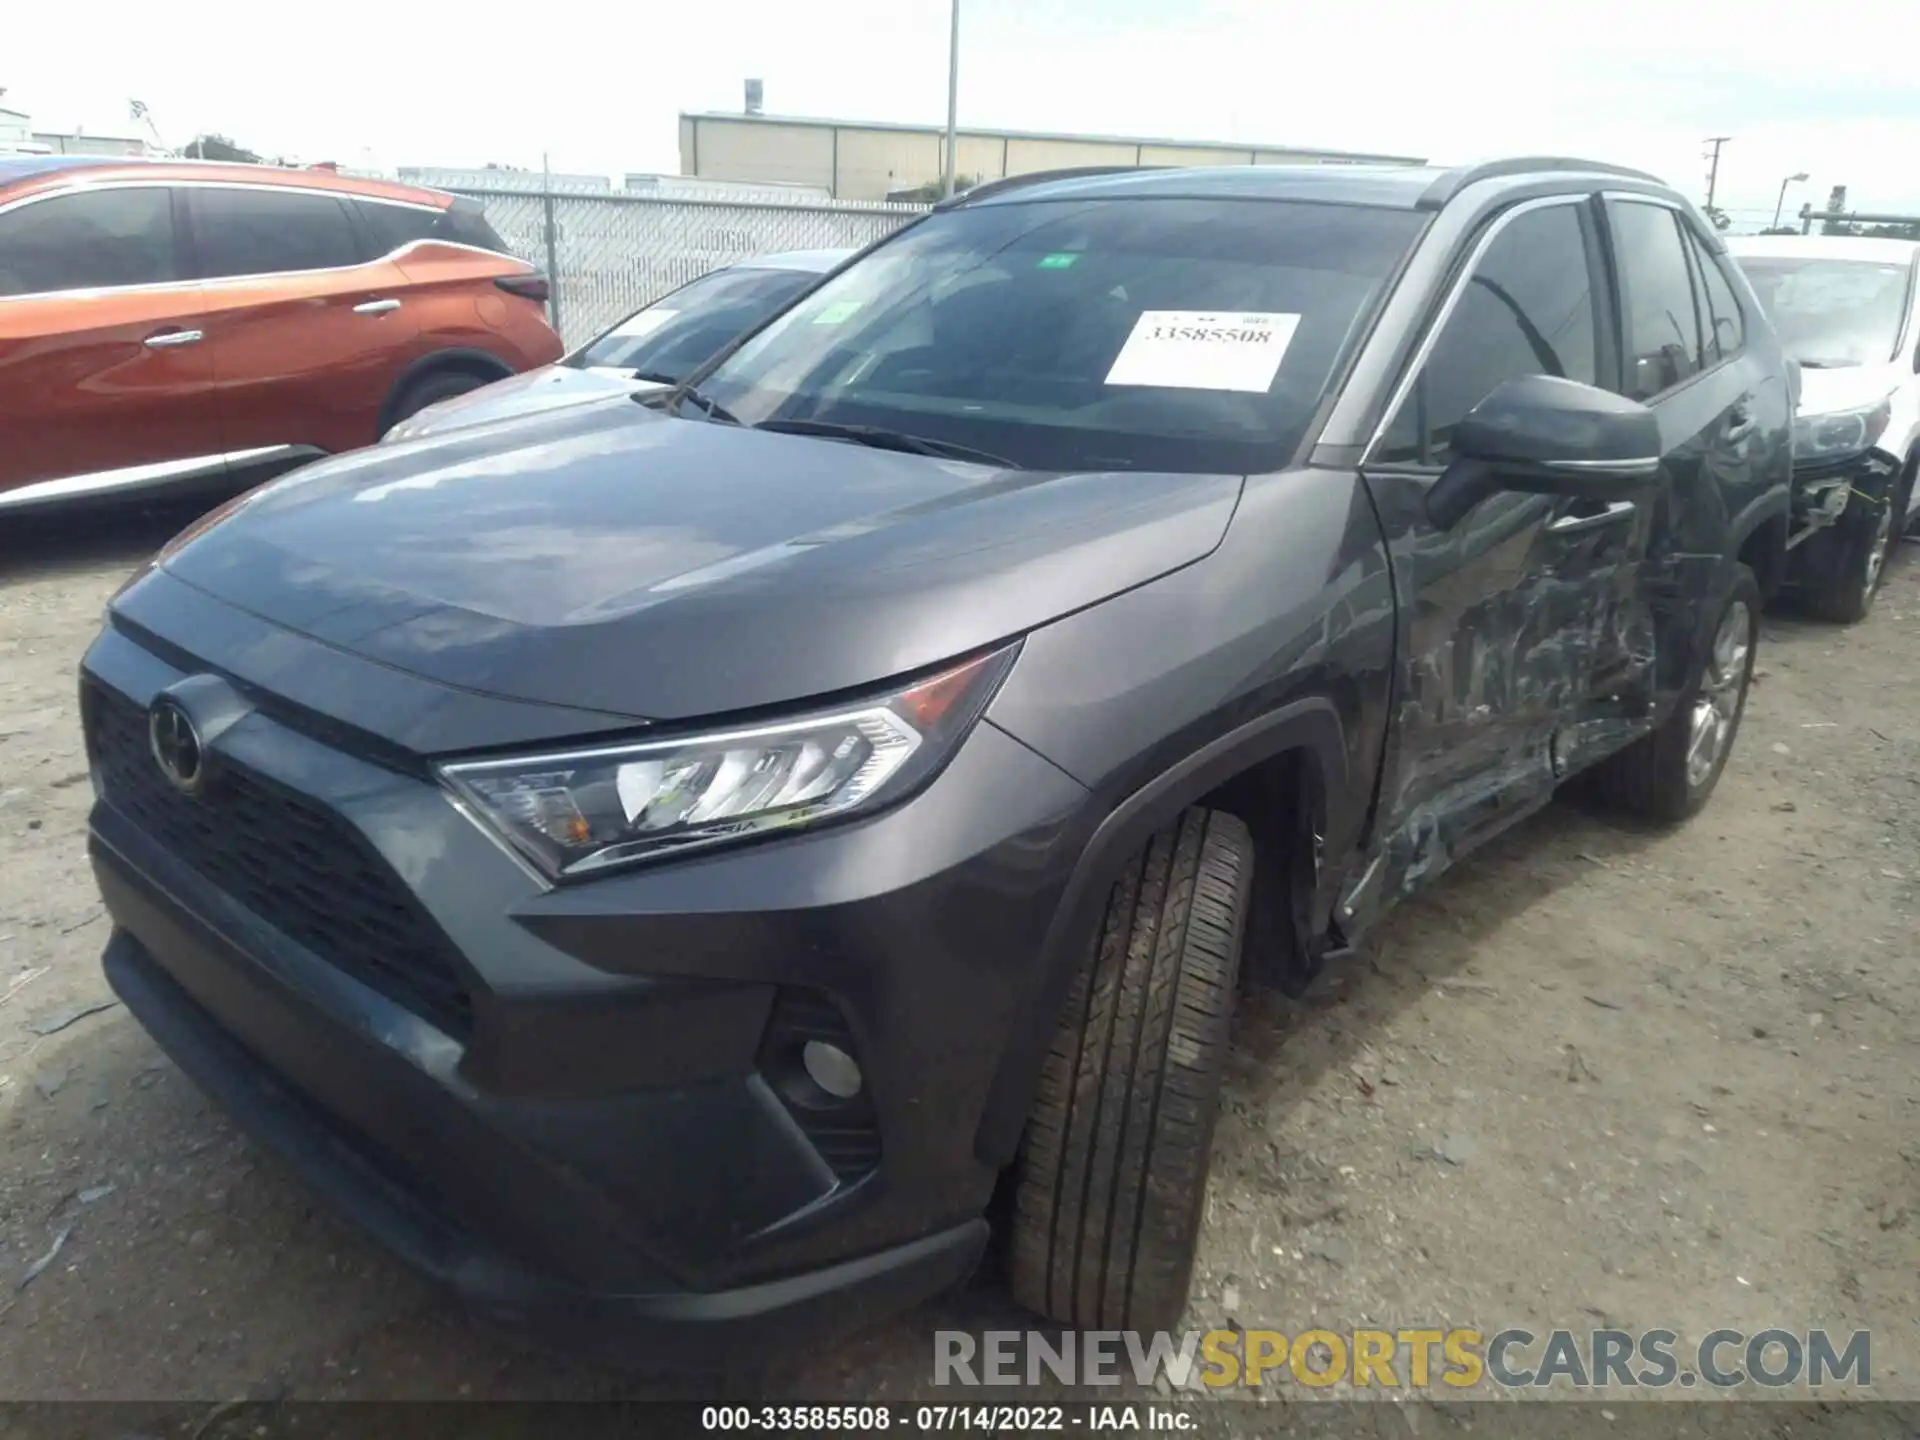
1426;374;1662;530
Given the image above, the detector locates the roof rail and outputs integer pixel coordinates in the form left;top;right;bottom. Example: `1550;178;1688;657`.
1417;156;1664;211
933;165;1163;210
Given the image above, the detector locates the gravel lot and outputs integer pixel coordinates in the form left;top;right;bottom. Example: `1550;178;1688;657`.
1;504;1916;1421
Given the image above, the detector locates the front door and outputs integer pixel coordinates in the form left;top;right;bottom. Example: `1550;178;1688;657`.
1353;193;1655;916
0;184;222;504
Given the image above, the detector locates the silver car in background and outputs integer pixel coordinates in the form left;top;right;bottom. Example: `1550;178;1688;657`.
385;248;851;442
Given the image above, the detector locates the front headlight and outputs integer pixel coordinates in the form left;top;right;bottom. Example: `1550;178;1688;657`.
439;646;1017;879
1793;398;1892;461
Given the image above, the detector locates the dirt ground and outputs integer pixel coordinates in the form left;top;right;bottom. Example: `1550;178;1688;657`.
1;503;1916;1422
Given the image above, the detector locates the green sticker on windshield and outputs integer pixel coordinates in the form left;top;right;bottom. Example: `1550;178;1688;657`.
812;299;864;325
1037;253;1080;269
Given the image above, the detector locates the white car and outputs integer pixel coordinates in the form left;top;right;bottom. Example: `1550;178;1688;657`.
1728;234;1920;620
384;248;851;443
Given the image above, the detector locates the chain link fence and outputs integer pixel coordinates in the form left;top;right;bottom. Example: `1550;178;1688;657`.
441;186;930;349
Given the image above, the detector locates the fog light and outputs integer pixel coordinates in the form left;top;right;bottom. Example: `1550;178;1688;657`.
802;1040;863;1100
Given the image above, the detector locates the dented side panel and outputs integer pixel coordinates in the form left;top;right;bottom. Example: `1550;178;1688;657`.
1348;353;1785;933
1351;474;1658;918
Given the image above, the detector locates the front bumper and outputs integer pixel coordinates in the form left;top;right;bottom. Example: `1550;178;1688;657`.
1785;446;1900;559
81;606;1090;1361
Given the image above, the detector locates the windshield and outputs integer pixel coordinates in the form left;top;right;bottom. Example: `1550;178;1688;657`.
575;265;826;379
1735;256;1914;366
695;197;1426;474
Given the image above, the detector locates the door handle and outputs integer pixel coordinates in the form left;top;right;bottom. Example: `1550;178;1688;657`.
143;329;203;348
1547;500;1637;535
353;299;402;315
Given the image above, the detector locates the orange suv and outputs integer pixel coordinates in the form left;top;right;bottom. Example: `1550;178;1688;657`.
0;156;563;513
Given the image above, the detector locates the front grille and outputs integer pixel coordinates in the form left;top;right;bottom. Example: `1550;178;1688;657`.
85;684;475;1040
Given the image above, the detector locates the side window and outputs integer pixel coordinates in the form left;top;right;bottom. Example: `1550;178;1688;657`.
1608;201;1705;400
1684;230;1745;366
431;199;510;254
192;188;361;279
0;187;178;296
354;200;438;259
1374;201;1598;466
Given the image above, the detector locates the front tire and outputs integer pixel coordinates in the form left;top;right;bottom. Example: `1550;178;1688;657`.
1010;807;1253;1332
1803;474;1897;623
1588;568;1759;822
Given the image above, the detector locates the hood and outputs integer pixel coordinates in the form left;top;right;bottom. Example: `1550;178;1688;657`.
1795;362;1900;418
388;364;663;442
157;400;1243;724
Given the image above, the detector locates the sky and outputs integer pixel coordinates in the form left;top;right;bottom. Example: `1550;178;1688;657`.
8;0;1920;229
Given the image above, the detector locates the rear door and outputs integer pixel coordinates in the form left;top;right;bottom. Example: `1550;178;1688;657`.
0;184;221;502
1356;193;1647;906
184;184;421;458
1600;196;1772;673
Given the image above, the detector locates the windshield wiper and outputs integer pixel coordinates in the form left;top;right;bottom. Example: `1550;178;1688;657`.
665;385;742;425
1795;358;1856;369
629;369;683;385
750;418;1018;469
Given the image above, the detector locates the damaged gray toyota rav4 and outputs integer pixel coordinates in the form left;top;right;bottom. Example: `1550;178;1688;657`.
82;158;1792;1363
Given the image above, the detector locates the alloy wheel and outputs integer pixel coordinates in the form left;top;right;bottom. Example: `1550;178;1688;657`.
1685;600;1752;790
1864;498;1895;595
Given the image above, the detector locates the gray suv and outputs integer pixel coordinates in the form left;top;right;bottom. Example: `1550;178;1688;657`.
82;156;1792;1363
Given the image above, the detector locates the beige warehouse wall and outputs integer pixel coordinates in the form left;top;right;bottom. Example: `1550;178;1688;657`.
1004;137;1139;174
1141;143;1250;167
955;134;1008;184
682;117;836;190
677;118;1415;200
833;127;945;200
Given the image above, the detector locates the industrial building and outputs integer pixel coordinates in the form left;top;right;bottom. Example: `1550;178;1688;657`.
678;108;1425;203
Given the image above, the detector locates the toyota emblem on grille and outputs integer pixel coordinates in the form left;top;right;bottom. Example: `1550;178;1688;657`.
148;697;205;795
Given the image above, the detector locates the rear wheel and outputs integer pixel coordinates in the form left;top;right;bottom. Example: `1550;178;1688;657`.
1802;474;1897;623
1010;807;1252;1332
1588;568;1759;822
383;370;489;435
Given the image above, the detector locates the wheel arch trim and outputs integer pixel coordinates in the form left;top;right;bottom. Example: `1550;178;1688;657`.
376;347;516;434
973;696;1349;1169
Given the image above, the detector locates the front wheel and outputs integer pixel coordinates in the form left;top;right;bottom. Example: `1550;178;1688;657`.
1802;476;1897;623
1588;568;1759;822
1009;807;1253;1332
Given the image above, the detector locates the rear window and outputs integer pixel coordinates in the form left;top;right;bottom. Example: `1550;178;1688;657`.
576;266;824;381
354;199;440;257
432;199;510;254
699;197;1425;474
356;196;510;259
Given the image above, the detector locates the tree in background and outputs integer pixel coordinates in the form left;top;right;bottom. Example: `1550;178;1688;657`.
182;134;261;163
1810;219;1920;240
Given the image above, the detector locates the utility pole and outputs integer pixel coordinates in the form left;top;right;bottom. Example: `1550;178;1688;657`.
1703;136;1732;211
942;0;960;199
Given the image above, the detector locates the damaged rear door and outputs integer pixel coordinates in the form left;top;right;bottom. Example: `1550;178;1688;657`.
1350;192;1656;918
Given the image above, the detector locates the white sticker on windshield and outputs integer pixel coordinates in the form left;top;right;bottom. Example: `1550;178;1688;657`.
610;308;678;339
1104;311;1301;392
